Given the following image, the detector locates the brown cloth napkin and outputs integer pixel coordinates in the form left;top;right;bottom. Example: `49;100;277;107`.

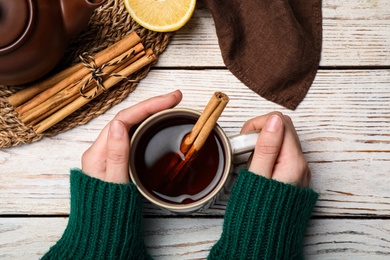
204;0;322;109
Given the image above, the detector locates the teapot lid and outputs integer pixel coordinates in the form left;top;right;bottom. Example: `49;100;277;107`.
0;0;34;54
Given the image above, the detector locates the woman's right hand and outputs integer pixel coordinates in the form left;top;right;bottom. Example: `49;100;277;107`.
241;112;311;187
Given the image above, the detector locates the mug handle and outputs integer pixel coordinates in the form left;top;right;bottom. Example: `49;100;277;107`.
229;131;259;155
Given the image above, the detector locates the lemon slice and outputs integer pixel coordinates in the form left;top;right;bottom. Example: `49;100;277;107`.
124;0;196;32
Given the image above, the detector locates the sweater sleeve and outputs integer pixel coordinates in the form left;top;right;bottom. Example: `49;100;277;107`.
208;169;319;260
42;169;151;260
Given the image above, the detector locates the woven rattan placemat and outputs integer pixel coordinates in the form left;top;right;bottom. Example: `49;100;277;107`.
0;0;171;148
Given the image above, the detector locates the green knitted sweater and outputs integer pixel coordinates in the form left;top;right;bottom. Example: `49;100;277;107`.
43;168;318;259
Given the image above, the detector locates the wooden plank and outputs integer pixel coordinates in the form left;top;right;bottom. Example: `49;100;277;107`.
0;217;389;259
157;1;390;67
1;69;389;216
304;218;390;258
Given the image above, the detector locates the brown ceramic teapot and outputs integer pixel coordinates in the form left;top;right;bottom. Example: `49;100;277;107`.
0;0;106;85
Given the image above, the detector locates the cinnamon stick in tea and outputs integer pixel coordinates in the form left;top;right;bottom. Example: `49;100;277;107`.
33;48;157;134
180;92;229;154
167;92;229;182
15;31;142;115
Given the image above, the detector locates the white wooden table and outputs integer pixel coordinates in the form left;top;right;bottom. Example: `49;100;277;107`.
1;1;390;259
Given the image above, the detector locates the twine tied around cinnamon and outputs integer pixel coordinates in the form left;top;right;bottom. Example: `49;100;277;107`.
78;50;138;99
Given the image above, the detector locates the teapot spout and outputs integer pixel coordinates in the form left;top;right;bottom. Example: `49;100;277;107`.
61;0;106;38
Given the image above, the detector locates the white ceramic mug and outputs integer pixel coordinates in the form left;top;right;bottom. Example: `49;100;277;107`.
129;108;258;213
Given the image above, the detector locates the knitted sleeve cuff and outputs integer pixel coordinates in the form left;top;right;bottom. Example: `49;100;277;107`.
42;169;150;260
209;169;319;259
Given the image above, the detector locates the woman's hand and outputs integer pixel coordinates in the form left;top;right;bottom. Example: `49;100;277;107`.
241;112;311;187
81;90;183;183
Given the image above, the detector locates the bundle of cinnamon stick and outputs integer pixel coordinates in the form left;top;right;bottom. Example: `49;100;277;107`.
7;31;156;134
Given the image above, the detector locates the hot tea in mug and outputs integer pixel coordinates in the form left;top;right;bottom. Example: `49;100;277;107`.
133;115;226;205
129;108;258;213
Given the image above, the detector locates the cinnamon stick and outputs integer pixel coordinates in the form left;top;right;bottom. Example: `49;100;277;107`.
15;31;142;115
180;92;229;154
33;48;157;134
20;45;145;125
167;92;229;182
9;32;141;108
6;63;84;107
25;50;147;127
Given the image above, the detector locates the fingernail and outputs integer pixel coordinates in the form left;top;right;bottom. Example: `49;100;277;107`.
265;115;282;132
162;90;177;97
109;120;125;138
